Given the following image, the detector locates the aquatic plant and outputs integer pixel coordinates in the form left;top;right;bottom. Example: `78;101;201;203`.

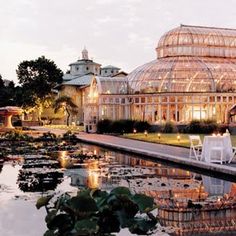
36;187;158;236
0;130;33;141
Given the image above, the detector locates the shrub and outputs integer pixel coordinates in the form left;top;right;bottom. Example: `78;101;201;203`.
201;120;218;134
185;120;202;134
110;119;135;134
184;120;218;134
218;124;229;134
161;122;178;133
120;119;136;133
110;120;123;134
96;119;112;134
97;119;150;134
133;121;151;133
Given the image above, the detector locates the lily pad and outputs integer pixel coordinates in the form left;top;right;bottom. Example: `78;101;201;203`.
36;195;53;209
75;219;99;234
110;186;131;196
132;194;155;213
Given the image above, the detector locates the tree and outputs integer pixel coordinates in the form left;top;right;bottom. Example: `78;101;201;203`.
53;96;78;126
0;74;4;88
0;75;16;107
16;56;63;107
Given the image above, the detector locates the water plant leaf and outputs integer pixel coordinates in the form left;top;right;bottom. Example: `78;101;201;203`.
43;230;56;236
74;219;99;234
97;213;120;234
47;213;73;232
91;189;109;211
128;218;157;235
77;188;91;197
68;195;98;214
45;210;57;224
90;188;108;199
131;194;155;213
55;192;71;211
110;186;131;196
36;195;53;209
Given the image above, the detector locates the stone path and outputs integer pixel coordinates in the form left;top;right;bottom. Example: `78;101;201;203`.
77;133;236;178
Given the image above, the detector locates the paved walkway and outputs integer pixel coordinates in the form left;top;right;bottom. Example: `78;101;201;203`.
29;126;68;136
77;133;236;178
79;133;190;158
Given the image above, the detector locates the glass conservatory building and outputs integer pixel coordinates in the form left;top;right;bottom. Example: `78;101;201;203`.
84;25;236;131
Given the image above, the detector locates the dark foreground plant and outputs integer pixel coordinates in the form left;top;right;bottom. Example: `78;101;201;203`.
36;187;158;236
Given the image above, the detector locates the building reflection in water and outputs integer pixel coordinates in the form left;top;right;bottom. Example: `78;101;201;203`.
17;153;63;192
202;176;232;196
64;147;236;235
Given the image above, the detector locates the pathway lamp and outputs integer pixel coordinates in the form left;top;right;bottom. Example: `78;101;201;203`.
144;130;148;137
177;134;180;142
133;128;137;134
157;133;161;139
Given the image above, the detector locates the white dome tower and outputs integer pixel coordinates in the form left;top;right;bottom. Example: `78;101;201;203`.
82;47;89;60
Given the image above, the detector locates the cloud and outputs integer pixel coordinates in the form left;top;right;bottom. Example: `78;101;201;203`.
0;0;236;82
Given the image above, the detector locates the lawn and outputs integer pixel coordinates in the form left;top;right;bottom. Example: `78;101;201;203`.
123;133;236;148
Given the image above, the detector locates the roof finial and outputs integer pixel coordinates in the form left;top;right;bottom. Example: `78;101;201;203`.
82;46;88;60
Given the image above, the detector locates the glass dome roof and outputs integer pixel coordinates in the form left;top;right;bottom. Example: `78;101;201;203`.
90;76;128;95
128;25;236;93
157;25;236;58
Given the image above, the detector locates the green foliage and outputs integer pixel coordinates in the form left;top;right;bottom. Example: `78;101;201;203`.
110;120;135;134
16;56;63;107
62;131;78;142
201;120;218;134
96;119;112;134
133;121;151;133
36;132;57;141
38;187;158;236
96;119;151;134
0;130;32;141
0;75;17;107
161;122;178;133
36;195;53;209
53;96;78;126
184;120;219;134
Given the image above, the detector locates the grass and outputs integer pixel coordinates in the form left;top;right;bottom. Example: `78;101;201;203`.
123;133;236;148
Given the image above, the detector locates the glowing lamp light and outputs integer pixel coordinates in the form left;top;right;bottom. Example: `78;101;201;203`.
177;135;180;142
133;128;137;134
157;133;161;139
144;130;148;137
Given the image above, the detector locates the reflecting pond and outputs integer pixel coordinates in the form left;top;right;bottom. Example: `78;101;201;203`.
0;140;236;236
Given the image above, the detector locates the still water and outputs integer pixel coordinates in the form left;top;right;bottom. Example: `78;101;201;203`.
0;141;235;236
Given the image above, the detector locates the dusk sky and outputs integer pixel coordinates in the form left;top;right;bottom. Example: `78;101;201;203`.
1;0;236;83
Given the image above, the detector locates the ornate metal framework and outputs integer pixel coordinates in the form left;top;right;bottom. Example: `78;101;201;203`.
84;25;236;131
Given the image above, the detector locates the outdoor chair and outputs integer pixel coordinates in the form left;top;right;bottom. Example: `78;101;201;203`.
207;137;225;164
223;132;236;164
228;146;236;163
189;135;202;160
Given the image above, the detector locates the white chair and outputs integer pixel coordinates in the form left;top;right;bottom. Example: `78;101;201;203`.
189;135;202;160
208;137;225;164
228;146;236;163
